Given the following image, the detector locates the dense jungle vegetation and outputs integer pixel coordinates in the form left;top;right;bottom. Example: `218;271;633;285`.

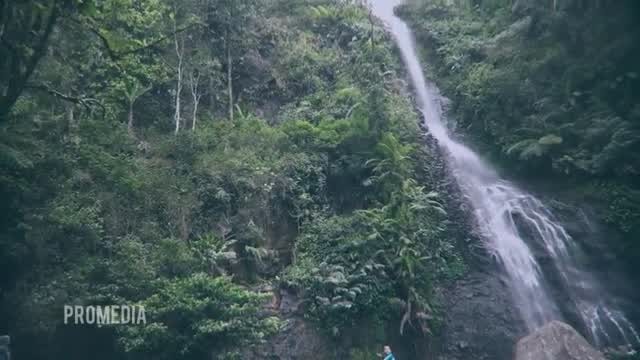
2;0;640;359
0;0;465;358
401;0;640;279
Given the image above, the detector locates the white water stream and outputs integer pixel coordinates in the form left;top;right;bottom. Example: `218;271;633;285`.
370;0;639;348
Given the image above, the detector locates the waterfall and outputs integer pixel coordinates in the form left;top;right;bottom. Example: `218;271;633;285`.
369;0;638;348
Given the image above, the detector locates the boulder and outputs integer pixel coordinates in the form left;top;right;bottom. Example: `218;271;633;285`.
514;321;606;360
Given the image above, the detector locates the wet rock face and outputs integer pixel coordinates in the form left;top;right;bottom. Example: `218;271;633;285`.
0;335;9;360
419;141;527;360
514;321;606;360
433;270;526;360
242;288;333;360
243;317;331;360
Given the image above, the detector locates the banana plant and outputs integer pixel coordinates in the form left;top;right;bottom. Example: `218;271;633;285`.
122;79;152;135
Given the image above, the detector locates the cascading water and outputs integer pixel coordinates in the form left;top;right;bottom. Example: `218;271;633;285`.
370;0;639;348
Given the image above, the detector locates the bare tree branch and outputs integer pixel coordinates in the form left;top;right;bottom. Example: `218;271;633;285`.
72;16;199;61
0;0;62;120
26;83;106;117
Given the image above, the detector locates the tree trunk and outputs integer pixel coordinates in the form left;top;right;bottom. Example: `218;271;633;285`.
174;18;184;135
0;3;59;122
226;30;233;122
209;76;215;116
175;64;182;135
180;211;189;241
127;102;134;135
189;71;200;131
192;97;199;131
67;104;74;127
368;8;375;48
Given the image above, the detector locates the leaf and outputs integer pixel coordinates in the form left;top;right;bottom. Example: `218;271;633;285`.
520;143;544;159
538;134;563;146
506;139;546;159
79;0;98;17
325;272;347;286
316;296;330;305
506;139;536;155
0;143;34;169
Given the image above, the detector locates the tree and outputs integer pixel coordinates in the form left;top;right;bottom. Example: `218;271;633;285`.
205;0;258;121
123;80;152;135
117;274;280;359
0;0;77;120
173;12;185;135
1;0;175;122
188;69;202;131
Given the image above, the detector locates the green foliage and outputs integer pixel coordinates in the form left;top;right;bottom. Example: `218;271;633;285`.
0;0;100;119
118;274;280;360
285;132;463;337
402;0;640;274
366;133;415;196
403;0;640;176
1;1;464;359
607;350;640;360
505;134;563;160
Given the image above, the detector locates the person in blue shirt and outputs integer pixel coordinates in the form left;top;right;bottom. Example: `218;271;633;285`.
382;345;395;360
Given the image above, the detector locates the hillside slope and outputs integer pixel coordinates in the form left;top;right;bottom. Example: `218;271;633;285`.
0;1;470;359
